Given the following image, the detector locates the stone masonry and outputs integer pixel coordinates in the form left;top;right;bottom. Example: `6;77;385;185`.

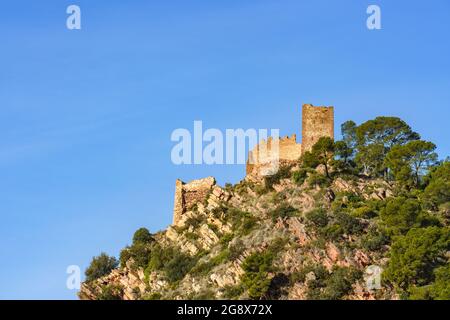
173;176;216;225
246;104;334;177
301;104;334;154
173;104;334;224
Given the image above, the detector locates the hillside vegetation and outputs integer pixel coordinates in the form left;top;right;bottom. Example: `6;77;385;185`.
79;116;449;300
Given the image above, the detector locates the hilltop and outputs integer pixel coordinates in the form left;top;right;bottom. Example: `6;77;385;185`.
79;115;449;300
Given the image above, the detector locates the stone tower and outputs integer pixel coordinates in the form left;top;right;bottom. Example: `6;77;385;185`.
301;104;334;153
245;103;335;177
173;177;216;225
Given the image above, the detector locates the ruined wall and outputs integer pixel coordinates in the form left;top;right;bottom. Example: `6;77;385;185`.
246;135;302;176
174;103;336;224
173;177;216;225
301;104;334;154
246;104;334;177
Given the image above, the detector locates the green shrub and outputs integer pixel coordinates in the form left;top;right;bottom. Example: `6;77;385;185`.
142;244;198;283
229;210;258;236
305;208;329;228
165;251;197;283
228;239;245;261
408;264;450;300
144;292;162;300
303;265;361;300
85;253;118;282
241;252;275;299
292;169;308;185
97;284;123;300
219;233;234;247
267;237;289;254
384;226;450;290
226;208;257;235
132;227;154;244
422;162;450;210
307;172;329;188
184;232;199;241
291;264;328;285
185;215;205;229
120;242;151;269
352;206;377;219
190;248;231;276
222;284;245;299
269;205;298;222
361;228;389;251
119;247;132;268
334;211;363;235
380;197;422;235
320;267;362;300
264;165;293;190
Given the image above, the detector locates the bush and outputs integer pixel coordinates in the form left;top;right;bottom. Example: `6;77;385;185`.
334;211;363;235
291;264;328;285
292;169;308;185
144;292;162;300
97;284;123;300
408;264;450;300
380;197;422;235
306;208;329;228
222;284;245;299
190;248;231;276
184;232;199;241
269;205;298;222
361;228;389;251
165;251;197;283
226;208;257;235
143;244;197;283
219;233;234;247
384;226;450;289
323;224;344;241
228;239;245;261
321;267;362;300
241;252;275;299
230;210;258;236
307;172;329;188
264;165;293;190
146;244;175;272
85;253;118;282
422;162;450;210
185;215;205;228
318;212;362;241
303;265;361;300
132;227;154;244
352;206;377;219
120;242;151;269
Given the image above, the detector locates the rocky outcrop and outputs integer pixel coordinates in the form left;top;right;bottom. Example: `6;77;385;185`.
80;169;398;301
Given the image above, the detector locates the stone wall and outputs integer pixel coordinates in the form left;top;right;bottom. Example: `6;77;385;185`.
173;177;216;225
301;104;334;153
246;135;302;176
174;104;335;222
245;104;334;177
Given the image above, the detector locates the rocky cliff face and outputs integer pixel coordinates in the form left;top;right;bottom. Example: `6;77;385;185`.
79;165;398;300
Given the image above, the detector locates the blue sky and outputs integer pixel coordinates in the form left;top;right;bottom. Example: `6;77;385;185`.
0;0;449;299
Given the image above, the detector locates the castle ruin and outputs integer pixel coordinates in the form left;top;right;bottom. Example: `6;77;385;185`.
246;104;334;177
173;177;216;225
173;104;334;225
